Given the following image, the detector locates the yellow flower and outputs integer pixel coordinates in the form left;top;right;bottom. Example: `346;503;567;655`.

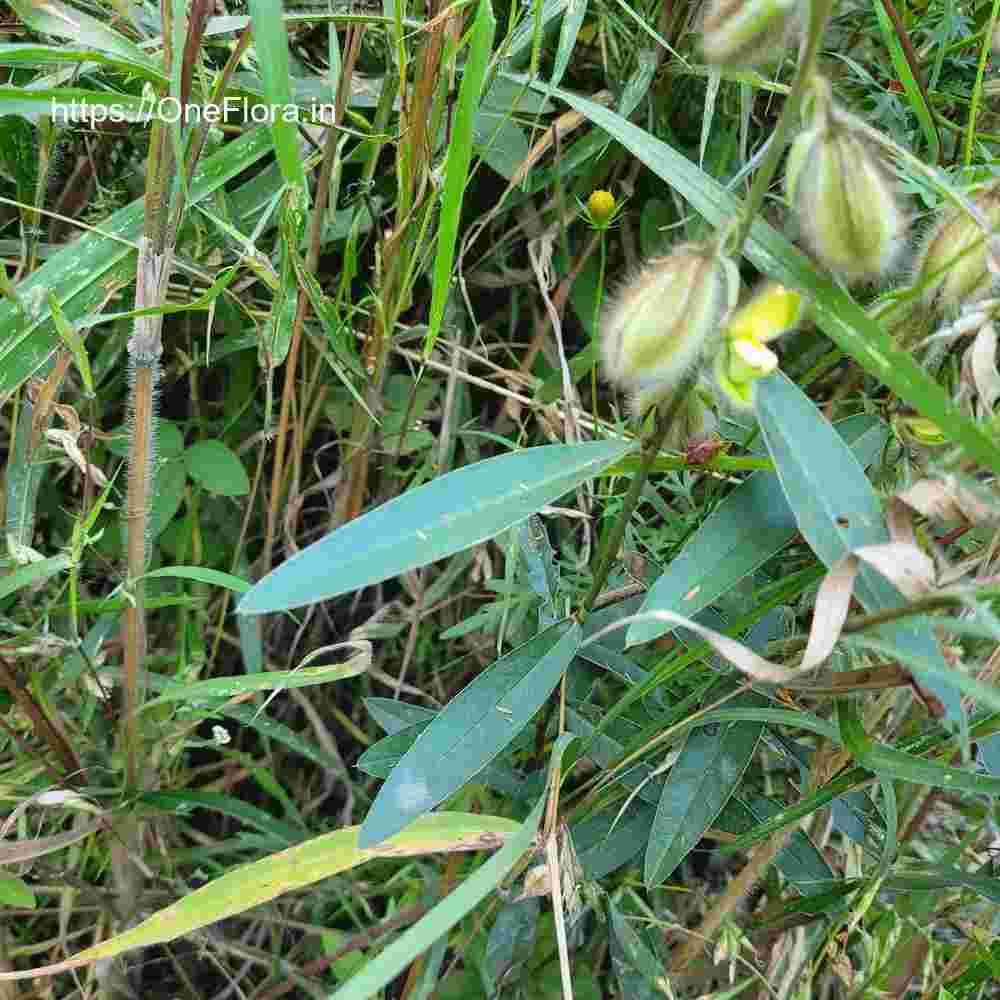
587;189;616;226
723;282;805;343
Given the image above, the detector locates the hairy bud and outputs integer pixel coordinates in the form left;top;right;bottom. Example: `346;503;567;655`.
914;184;1000;314
702;0;798;68
602;242;740;412
785;95;905;283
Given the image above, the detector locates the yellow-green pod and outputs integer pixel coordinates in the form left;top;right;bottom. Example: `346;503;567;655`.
702;0;798;69
785;116;905;283
914;184;1000;314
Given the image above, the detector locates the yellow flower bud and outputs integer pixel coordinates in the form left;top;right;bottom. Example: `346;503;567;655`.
723;282;806;343
785;107;905;283
587;189;616;226
914;184;1000;314
602;242;740;412
702;0;798;68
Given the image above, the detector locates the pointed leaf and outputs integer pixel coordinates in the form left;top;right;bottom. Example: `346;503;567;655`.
628;415;886;647
0;814;519;982
358;619;580;847
238;440;632;615
755;372;961;720
645;715;762;886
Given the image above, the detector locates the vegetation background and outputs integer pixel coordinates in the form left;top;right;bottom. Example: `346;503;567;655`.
1;0;1000;997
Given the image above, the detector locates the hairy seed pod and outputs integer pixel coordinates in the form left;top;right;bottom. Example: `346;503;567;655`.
914;184;1000;314
702;0;798;68
785;110;905;282
601;242;740;413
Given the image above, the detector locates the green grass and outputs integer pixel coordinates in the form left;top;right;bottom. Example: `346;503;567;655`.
2;0;1000;997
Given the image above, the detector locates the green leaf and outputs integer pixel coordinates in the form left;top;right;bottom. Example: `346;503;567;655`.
358;619;580;848
627;414;886;647
755;372;961;721
143;566;250;592
246;0;307;189
539;85;1000;477
573;803;655;880
5;0;164;81
142;655;367;710
644;713;762;886
43;814;521;976
0;42;164;83
0;555;71;603
838;700;1000;796
0;128;274;396
609;900;669;1000
0;871;35;908
330;799;544;1000
723;796;837;895
238;439;632;615
425;0;495;356
184;440;250;497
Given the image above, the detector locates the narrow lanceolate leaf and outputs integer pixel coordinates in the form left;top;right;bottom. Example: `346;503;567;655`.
246;0;307;189
837;700;1000;796
542;86;1000;477
330;797;545;1000
238;439;632;615
425;0;495;357
628;414;886;647
644;715;762;886
5;0;164;81
0;128;275;396
358;619;581;848
0;814;520;983
755;372;962;721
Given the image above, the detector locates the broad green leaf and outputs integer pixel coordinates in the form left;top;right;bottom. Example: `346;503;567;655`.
246;0;307;189
3;814;520;980
184;440;250;496
628;414;886;647
425;0;495;356
0;872;35;908
5;0;164;81
365;697;437;734
644;713;762;886
540;85;1000;477
755;372;961;721
572;803;655;880
238;439;632;615
0;128;274;396
141;657;366;710
143;566;250;592
482;898;540;997
330;798;544;1000
723;795;837;895
0;554;70;602
358;619;580;848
